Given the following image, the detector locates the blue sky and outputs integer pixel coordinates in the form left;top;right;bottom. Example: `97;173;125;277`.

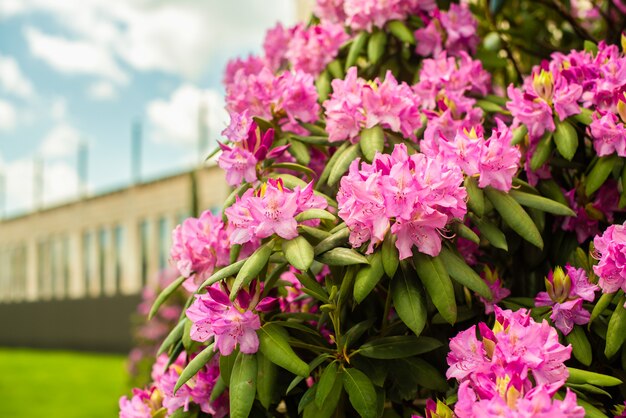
0;0;298;216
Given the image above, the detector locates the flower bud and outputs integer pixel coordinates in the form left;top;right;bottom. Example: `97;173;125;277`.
532;69;554;103
546;266;571;303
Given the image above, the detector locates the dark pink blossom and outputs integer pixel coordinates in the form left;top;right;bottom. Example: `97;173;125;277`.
593;221;626;295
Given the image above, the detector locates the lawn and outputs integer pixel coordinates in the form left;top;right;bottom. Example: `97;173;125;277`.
0;348;128;418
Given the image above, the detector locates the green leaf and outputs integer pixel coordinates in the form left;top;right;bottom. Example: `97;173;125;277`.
455;222;480;244
358;336;442;359
219;350;238;386
295;272;330;303
319;142;349;186
354;251;385;303
197;259;246;290
283;236;315;272
287;354;330;394
464;176;484;216
590;292;615;324
553;120;578;161
295;209;336;222
387;20;415;44
157;319;186;356
414;253;457;325
314;226;350;255
343;319;376;349
315;362;339;408
210;377;227;402
174;344;216;393
230;241;273;300
572;108;593;125
343;368;378;418
471;215;508;250
316;70;331;102
511;125;527;145
288;139;311;165
149;275;186;320
304;372;343;418
316;247;369;266
328;143;361;186
299;123;328;137
396;357;448;392
484;187;543;250
476;99;505;113
182;318;193;350
367;30;387;64
327;59;344;79
567;367;622;386
438;247;491;299
537;179;569;205
382;232;399;277
360;125;385;162
508;189;575;216
530;132;553;171
258;323;309;377
586;154;619;196
566;326;592;366
392;264;427;335
605;295;626;358
229;352;258;418
271;162;316;179
256;351;278;409
345;32;368;70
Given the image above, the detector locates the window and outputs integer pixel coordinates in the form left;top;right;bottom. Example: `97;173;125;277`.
139;220;150;286
113;225;125;293
62;237;70;298
158;217;170;270
83;232;94;296
99;228;110;295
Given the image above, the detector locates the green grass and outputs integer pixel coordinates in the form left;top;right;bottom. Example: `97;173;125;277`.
0;348;128;418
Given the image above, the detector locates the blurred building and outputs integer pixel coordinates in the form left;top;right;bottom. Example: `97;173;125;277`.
0;166;229;351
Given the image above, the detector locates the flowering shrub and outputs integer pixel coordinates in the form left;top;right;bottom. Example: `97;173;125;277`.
122;1;626;417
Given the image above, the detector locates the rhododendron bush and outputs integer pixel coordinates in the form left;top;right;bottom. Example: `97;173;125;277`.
121;1;626;417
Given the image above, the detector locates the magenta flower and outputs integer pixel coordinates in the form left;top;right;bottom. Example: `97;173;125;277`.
263;22;292;71
589;111;626;157
415;4;479;57
186;285;272;356
478;267;511;314
170;211;230;292
119;387;159;418
593;221;626;294
337;143;466;258
478;118;521;192
323;67;421;143
226;179;327;244
285;22;349;75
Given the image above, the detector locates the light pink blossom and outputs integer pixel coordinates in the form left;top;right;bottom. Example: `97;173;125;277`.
593;221;626;294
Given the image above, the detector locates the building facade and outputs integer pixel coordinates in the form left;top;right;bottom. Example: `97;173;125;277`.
0;166;229;304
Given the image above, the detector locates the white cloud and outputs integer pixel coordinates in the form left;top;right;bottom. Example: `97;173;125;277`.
39;123;82;158
24;26;128;83
0;54;35;98
50;98;67;120
87;80;117;100
0;99;17;131
147;84;227;146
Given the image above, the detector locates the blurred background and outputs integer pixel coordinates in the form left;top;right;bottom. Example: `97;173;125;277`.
0;1;310;416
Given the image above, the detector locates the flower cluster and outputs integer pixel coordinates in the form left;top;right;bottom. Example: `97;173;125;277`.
535;265;598;335
120;353;226;418
479;266;511;314
225;179;327;245
421;119;521;192
414;4;479;57
447;307;583;417
264;22;349;75
186;283;276;355
314;0;436;31
337;143;466;258
323;67;421;142
561;180;621;243
170;211;230;292
590;94;626;157
593;221;626;295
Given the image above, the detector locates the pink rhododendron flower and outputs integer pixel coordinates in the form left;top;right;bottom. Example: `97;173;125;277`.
186;284;275;355
323;67;421;143
263;23;292;71
285;22;349;75
479;267;510;314
119;387;160;418
221;109;254;143
337;143;466;258
223;55;265;87
415;4;479;57
593;221;626;295
225;179;327;244
170;211;230;292
589;111;626;157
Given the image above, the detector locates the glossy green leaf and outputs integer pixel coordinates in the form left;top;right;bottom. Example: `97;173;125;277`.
471;215;508;250
304;372;343;418
554;120;578;161
314;226;350;255
210;377;226;402
282;236;314;272
530;132;553;171
367;30;387;64
537;179;568;205
343;368;378;418
439;247;491;299
328;143;361;186
149;275;185;320
174;344;216;393
414;253;457;325
590;291;615;324
456;222;480;244
197;259;246;290
229;352;257;418
387;20;415;44
382;232;399;277
288;139;311;165
157;319;186;356
316;70;331;102
258;323;309;377
345;32;368;70
318;142;349;186
572;108;593;125
484;187;543;249
316;247;369;266
586;154;619;196
567;367;622;386
256;351;278;409
315;362;339;408
295;209;336;222
287;354;330;394
360;125;385;162
219;350;238;386
605;295;626;358
271;162;316;179
354;251;385;303
230;241;273;300
358;336;442;359
511;125;528;145
392;265;427;336
398;357;448;392
464;176;484;216
566;326;592;366
508;189;575;216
